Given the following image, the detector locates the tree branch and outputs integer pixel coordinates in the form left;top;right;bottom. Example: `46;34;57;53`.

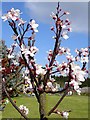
44;4;62;87
2;81;28;120
45;87;67;94
48;89;68;116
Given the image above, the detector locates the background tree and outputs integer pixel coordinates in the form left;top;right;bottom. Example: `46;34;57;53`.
0;40;25;98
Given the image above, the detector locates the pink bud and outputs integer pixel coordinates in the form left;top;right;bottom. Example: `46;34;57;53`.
67;22;71;25
64;11;70;15
16;18;19;21
59;9;62;11
53;16;57;20
65;19;69;23
51;26;54;31
68;28;72;32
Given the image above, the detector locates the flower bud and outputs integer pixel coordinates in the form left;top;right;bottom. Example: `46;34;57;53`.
64;11;70;15
51;26;54;31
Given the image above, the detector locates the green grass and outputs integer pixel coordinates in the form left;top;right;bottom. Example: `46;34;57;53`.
1;95;88;119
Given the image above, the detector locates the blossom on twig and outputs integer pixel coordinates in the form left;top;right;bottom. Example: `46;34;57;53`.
1;8;21;21
19;105;29;115
29;19;39;32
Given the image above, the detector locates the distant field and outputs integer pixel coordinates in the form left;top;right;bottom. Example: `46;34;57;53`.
1;95;88;119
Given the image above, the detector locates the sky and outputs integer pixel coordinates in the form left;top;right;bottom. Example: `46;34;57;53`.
1;1;89;67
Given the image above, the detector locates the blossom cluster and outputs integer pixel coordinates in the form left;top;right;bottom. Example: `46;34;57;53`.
19;105;29;115
66;63;88;95
50;10;72;40
46;77;59;92
21;44;38;61
1;8;39;33
75;48;89;63
53;109;69;119
47;47;70;62
1;8;21;21
34;64;46;75
58;47;70;55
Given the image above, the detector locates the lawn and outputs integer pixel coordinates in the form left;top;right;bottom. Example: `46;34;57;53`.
1;94;88;119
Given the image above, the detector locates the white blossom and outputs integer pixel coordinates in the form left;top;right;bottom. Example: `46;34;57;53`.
61;24;67;29
30;46;38;55
21;44;38;58
1;14;10;21
12;60;19;66
81;48;89;56
5;99;9;104
68;91;72;96
9;88;13;91
47;82;53;88
81;56;88;63
66;55;75;61
29;20;39;32
62;32;69;40
19;105;29;115
35;64;46;75
62;111;69;119
1;8;21;21
64;11;70;15
71;63;87;82
8;54;15;59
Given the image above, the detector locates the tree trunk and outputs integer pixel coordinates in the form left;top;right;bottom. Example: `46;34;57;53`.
39;92;48;120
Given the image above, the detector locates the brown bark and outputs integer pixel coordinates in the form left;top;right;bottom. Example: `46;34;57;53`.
39;92;48;120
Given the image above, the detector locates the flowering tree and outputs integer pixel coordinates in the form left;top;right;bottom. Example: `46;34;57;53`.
1;2;89;120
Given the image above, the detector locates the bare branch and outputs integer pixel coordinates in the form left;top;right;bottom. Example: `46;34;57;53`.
48;89;68;116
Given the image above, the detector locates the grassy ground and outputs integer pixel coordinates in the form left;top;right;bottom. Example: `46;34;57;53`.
1;94;88;119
